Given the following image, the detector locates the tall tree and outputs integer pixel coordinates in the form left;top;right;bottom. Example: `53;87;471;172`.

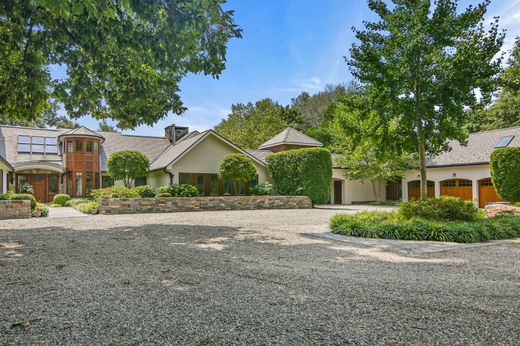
349;0;504;199
291;84;349;130
0;0;241;129
467;38;520;132
0;100;78;128
330;89;416;203
215;99;293;149
98;121;117;132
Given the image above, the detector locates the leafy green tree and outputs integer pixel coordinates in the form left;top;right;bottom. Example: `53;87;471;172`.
0;0;241;129
290;84;349;130
98;121;117;132
215;99;291;149
218;154;256;195
349;0;504;199
0;100;78;128
490;147;520;203
107;150;150;188
330;90;416;203
467;38;520;132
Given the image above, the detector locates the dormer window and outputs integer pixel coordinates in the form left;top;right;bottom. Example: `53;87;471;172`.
17;135;58;154
495;135;514;148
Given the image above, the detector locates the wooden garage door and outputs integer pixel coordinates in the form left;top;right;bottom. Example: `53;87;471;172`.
479;179;503;208
408;180;434;200
440;179;472;201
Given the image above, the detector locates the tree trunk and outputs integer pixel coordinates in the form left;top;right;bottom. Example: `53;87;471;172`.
371;179;381;203
417;124;428;200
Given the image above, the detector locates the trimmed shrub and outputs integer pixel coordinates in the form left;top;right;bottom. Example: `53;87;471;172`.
266;147;332;204
490;147;520;203
12;194;37;210
250;182;274;196
218;154;257;195
157;184;198;197
330;211;520;243
133;185;156;198
107;150;150;188
0;190;14;200
398;196;480;222
156;192;172;197
53;194;71;207
90;186;139;200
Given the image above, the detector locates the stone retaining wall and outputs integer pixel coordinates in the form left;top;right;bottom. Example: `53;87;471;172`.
99;196;312;215
0;200;32;220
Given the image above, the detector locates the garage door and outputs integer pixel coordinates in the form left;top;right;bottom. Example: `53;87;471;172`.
440;179;472;201
408;180;434;200
479;179;503;208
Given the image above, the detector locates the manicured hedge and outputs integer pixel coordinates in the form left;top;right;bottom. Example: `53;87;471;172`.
490;147;520;203
266;147;332;204
398;196;480;221
330;211;520;243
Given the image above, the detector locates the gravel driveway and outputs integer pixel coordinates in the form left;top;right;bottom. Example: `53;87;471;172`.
1;207;519;345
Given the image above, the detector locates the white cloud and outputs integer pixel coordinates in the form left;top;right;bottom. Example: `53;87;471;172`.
280;76;322;93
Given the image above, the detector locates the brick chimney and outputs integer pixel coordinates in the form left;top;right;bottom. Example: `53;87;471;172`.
165;124;189;144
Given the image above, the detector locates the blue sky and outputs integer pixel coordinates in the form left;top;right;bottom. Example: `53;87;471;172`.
69;0;520;136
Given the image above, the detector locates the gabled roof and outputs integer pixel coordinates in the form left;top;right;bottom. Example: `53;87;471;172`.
150;130;266;171
428;126;520;167
258;127;322;149
100;132;171;171
58;126;105;142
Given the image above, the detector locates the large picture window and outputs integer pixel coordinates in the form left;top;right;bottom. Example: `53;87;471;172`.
17;135;58;154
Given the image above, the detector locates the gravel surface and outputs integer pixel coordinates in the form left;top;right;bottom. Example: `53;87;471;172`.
1;208;519;345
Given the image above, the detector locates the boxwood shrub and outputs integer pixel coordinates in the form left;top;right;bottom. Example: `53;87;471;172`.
330;211;520;243
156;184;198;197
398;196;480;222
53;194;71;207
266;147;332;204
490;147;520;203
133;185;156;198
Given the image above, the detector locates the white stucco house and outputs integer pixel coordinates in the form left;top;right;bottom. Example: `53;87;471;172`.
0;123;517;207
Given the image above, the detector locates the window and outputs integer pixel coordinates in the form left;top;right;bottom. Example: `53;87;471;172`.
67;141;73;152
85;173;94;194
495;135;514;148
48;175;59;195
86;141;93;152
442;180;456;187
480;179;493;187
93;142;98;152
17;135;59;154
195;174;204;195
135;176;147;187
67;172;73;195
179;173;190;185
223;179;233;195
458;180;472;187
75;172;83;195
102;175;114;188
209;175;219;196
75;141;83;152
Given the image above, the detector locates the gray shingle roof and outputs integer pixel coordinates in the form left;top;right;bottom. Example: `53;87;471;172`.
0;126;65;171
427;127;520;167
245;149;273;164
100;132;171;171
59;126;105;141
258;127;323;149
